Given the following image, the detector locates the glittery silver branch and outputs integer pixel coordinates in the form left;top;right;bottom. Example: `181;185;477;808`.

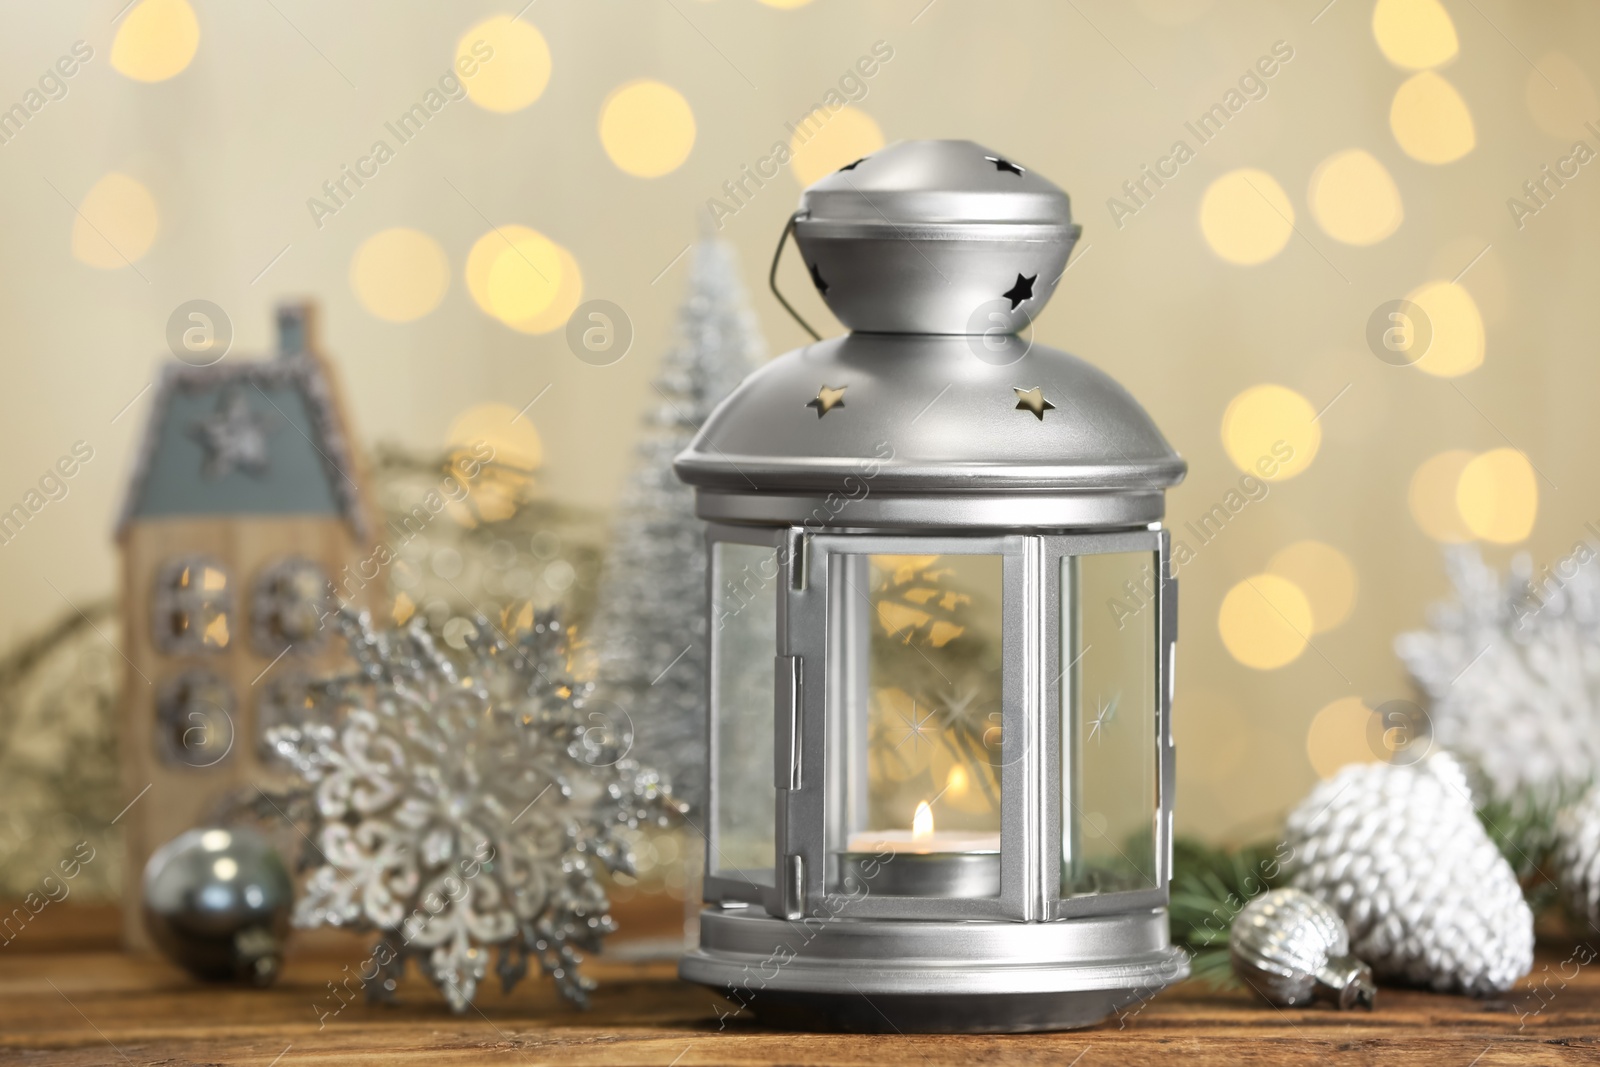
1395;544;1600;800
586;237;766;813
265;607;683;1011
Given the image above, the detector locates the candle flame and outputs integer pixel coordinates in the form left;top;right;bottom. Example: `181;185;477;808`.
912;800;934;840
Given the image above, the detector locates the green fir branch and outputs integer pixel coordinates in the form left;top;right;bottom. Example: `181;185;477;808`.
1475;782;1589;919
1168;837;1288;989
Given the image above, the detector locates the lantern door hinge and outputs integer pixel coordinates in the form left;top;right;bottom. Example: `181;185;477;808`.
774;655;802;790
786;528;807;590
783;853;806;920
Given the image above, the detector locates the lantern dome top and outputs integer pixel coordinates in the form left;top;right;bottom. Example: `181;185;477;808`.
790;140;1082;335
675;140;1184;530
673;332;1186;527
798;139;1075;230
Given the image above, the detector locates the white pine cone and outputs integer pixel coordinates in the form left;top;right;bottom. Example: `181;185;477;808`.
1555;783;1600;934
1284;752;1533;996
1394;546;1600;801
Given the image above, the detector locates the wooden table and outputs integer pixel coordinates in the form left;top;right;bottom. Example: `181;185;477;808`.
3;917;1597;1065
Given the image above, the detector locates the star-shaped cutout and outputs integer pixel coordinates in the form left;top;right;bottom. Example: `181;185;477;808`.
1013;386;1055;421
1002;273;1036;310
189;387;276;479
807;384;847;418
985;155;1026;176
837;157;866;171
808;261;829;295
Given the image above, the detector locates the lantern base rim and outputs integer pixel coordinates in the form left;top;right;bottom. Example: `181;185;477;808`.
680;907;1188;1033
698;986;1168;1034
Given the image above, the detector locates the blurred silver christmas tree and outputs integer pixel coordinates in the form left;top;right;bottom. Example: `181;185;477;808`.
1395;545;1600;801
587;238;765;812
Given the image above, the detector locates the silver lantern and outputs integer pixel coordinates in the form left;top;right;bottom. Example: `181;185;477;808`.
675;140;1188;1033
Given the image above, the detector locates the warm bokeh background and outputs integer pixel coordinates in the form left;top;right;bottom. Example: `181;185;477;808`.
1;0;1596;844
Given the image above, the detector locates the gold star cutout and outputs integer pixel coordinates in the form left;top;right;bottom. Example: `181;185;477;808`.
1013;386;1055;420
807;384;847;418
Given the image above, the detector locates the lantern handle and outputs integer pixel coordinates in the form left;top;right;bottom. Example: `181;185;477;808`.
769;211;822;342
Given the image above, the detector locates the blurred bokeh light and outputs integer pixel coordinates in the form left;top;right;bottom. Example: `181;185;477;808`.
349;228;450;323
1218;575;1313;670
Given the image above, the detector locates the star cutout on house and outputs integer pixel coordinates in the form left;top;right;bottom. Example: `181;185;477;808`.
807;384;847;418
985;155;1026;176
1013;386;1055;421
808;262;829;295
838;157;866;171
189;387;276;479
1003;273;1037;310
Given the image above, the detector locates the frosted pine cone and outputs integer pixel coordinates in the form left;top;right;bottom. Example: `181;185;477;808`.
1555;783;1600;934
1284;752;1533;995
1395;546;1600;801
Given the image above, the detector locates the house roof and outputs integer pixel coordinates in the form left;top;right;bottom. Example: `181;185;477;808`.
116;304;369;540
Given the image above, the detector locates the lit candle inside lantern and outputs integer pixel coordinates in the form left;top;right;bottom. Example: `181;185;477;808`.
846;800;1002;855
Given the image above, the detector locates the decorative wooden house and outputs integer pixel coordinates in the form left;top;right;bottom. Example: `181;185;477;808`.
115;301;377;948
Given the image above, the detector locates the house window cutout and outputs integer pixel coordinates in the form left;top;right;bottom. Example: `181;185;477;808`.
251;556;332;655
257;669;316;761
152;555;234;654
156;669;236;769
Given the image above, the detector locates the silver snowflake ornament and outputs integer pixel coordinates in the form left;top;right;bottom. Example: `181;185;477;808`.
266;608;682;1011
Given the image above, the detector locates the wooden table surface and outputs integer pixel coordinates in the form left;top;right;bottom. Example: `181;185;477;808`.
3;919;1597;1065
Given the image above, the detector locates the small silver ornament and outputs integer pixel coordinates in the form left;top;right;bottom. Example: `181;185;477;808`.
1231;888;1376;1009
143;825;292;986
1555;782;1600;934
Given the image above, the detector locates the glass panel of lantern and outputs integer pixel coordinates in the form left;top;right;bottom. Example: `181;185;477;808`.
830;552;1005;899
1060;551;1160;897
709;540;780;885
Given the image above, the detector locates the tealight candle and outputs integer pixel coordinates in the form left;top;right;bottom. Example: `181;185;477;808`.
845;801;1001;854
839;801;1001;898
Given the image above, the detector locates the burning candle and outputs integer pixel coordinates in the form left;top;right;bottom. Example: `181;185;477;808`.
840;801;1001;898
845;801;1002;854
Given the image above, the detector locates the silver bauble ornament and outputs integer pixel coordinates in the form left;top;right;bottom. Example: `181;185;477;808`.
1555;782;1600;934
1285;752;1533;996
143;825;292;986
1231;888;1376;1009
